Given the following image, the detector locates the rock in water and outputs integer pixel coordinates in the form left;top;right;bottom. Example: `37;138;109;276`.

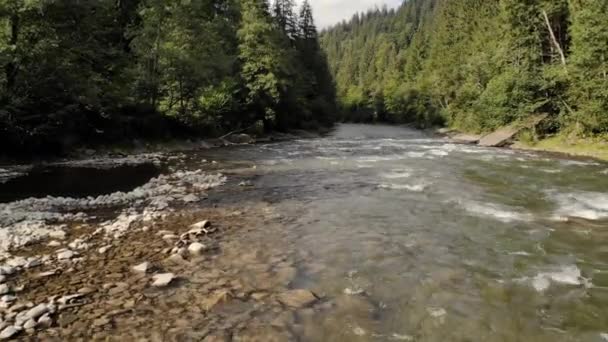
277;289;318;308
132;262;151;273
188;243;206;255
0;326;19;340
152;273;175;287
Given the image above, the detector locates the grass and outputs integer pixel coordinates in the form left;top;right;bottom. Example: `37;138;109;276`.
513;134;608;161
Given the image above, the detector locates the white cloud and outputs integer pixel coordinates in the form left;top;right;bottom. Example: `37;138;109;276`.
296;0;402;29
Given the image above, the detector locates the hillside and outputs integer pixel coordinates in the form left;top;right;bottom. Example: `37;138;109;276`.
320;0;608;137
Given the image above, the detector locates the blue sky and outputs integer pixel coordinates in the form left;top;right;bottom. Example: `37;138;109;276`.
298;0;402;29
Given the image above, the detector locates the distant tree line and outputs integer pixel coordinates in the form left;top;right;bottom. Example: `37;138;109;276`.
0;0;336;156
321;0;608;136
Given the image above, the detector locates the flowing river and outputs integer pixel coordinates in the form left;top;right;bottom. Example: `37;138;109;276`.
196;124;608;341
2;123;608;341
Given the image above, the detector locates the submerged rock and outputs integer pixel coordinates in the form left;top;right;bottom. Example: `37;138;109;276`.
277;289;318;308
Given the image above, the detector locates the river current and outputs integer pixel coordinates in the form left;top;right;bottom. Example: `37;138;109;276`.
196;124;608;341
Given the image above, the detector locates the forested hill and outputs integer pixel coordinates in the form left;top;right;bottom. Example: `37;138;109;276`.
0;0;335;157
320;0;608;136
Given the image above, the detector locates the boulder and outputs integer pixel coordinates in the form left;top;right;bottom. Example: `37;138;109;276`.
479;114;547;147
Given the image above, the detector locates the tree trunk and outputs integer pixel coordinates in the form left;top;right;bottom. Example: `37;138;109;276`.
541;10;567;66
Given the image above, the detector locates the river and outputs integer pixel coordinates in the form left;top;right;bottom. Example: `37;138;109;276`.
199;124;608;341
2;123;608;341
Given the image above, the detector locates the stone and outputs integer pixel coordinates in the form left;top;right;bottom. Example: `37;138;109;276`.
201;290;231;311
479;114;547;147
47;240;61;247
23;319;36;330
353;326;366;336
162;234;179;241
78;287;96;295
57;250;76;260
92;317;111;327
182;194;198;203
37;313;52;328
152;273;175;287
0;276;5;284
0;326;19;340
188;243;206;255
277;290;318;308
25;303;48;320
1;295;16;304
0;285;9;296
132;262;151;273
49;231;67;240
190;220;211;230
98;245;111;254
0;266;15;276
58;313;78;327
57;294;85;305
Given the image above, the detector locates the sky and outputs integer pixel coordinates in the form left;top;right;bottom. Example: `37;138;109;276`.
297;0;402;29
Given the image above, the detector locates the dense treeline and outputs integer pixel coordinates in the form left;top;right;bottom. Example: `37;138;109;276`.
321;0;608;136
0;0;335;156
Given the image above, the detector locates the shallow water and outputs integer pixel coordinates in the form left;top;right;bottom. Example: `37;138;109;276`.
0;164;162;203
194;124;608;341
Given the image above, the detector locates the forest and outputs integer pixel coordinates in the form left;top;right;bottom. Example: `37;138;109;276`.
321;0;608;138
0;0;336;156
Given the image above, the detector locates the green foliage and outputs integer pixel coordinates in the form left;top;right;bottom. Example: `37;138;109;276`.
0;0;336;156
320;0;608;136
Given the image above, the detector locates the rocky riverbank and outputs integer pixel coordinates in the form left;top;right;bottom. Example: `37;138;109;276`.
0;145;369;341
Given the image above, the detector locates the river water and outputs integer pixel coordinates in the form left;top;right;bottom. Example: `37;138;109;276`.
194;124;608;341
3;123;608;341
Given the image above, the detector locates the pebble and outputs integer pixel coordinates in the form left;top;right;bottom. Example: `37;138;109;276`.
353;326;366;336
0;285;9;296
23;319;36;329
0;326;19;340
132;262;151;273
47;240;61;247
98;245;111;254
162;234;179;241
188;242;206;255
0;266;15;276
37;313;52;328
190;220;211;229
25;303;48;320
152;273;175;287
78;287;96;295
57;250;76;260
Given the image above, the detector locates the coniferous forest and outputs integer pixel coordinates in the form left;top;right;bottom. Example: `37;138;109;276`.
0;0;335;156
321;0;608;137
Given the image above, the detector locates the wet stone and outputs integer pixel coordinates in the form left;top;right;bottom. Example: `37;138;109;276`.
277;290;318;308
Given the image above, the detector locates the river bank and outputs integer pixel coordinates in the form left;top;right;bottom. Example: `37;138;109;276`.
438;127;608;162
